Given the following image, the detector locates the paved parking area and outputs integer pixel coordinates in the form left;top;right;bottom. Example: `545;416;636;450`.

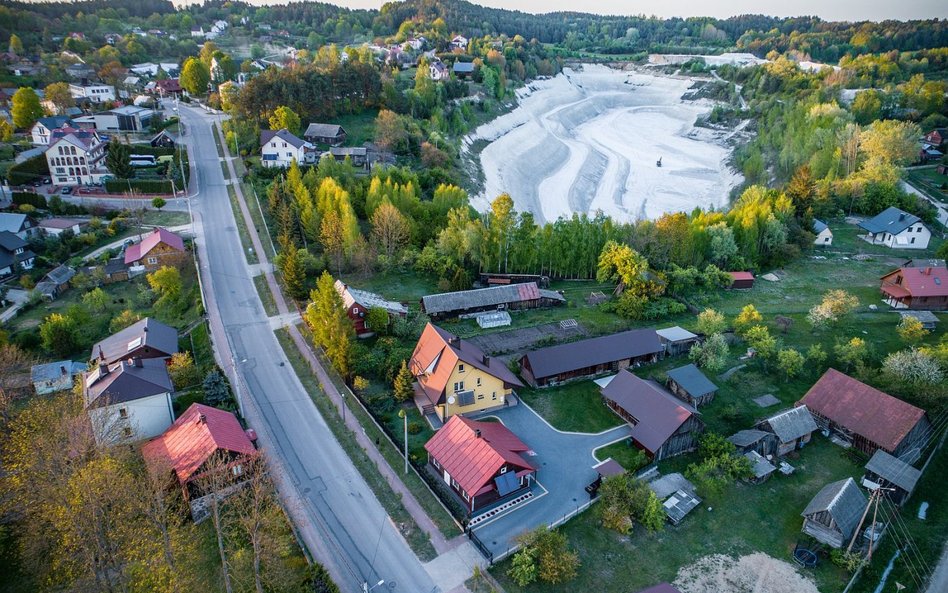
467;320;587;356
468;401;631;559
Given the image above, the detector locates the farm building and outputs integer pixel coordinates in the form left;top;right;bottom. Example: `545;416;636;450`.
333;280;407;338
478;272;549;287
798;369;931;459
879;265;948;310
862;450;921;506
744;450;777;484
727;429;778;456
728;271;755;289
303;123;347;146
424;415;536;515
519;328;663;387
755;406;818;456
812;219;833;245
420;282;564;319
655;326;700;356
600;370;704;461
801;477;868;548
665;363;718;407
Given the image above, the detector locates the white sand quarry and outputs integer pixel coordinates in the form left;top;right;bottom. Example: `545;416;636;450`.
466;65;743;223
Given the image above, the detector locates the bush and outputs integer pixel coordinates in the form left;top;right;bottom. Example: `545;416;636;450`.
105;178;173;194
12;191;46;208
8;154;49;185
407;421;422;435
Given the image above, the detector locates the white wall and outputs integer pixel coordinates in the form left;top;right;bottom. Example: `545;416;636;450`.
813;228;833;245
88;391;174;445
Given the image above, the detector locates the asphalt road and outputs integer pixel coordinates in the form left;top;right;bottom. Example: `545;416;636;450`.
178;105;437;593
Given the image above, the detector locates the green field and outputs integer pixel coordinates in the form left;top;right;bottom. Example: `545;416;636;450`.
519;381;624;434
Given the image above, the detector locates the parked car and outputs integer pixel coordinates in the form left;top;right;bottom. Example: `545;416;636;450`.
60;186;73;195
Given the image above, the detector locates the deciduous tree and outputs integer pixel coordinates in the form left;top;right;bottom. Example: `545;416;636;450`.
897;316;929;344
11;87;43;129
371;200;411;258
268;105;301;135
733;304;762;336
305;272;355;379
168;351;200;389
696;308;726;336
44;82;74;114
689;332;729;373
180;57;210;96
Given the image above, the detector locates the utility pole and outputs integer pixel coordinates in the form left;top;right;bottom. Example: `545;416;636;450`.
398;408;408;474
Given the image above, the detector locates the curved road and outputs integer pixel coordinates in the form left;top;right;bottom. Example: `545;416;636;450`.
177;104;437;593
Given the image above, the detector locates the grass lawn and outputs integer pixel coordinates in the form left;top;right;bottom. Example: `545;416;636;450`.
253;274;278;317
905;166;948;204
491;437;860;593
332;109;379;147
241;180;276;259
827;224;945;258
593;439;648;471
227;184;259;265
274;328;445;559
518;381;624;434
338;270;439;304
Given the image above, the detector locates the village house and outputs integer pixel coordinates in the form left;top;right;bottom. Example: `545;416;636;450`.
744;450;778;484
31;360;87;395
334;280;407;337
142;403;257;500
327;146;369;168
813;219;833;245
91;317;179;366
260;128;316;168
103;257;130;283
84;357;175;444
655;326;700;356
755;405;819;456
420;282;565;319
450;35;469;51
124;227;187;272
429;60;450;81
601;369;704;461
801;477;868;548
727;429;779;456
857;207;930;249
65;63;96;80
879;265;947;310
44;127;109;186
74;105;155;132
923;128;947;149
519;328;662;388
303;123;347;146
31;116;73;145
798;368;931;459
68;82;116;104
38;217;87;237
424;415;536;515
453;61;475;77
0;231;35;276
862;450;921;506
728;271;755;289
409;323;523;422
35;264;76;300
153;78;184;98
665;363;718;407
0;213;37;239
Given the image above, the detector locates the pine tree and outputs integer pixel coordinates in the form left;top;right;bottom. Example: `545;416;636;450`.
304;272;354;379
106;139;134;179
393;361;415;402
280;243;306;299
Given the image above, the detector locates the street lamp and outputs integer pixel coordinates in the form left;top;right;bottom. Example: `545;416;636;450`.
362;579;384;593
398;409;408;474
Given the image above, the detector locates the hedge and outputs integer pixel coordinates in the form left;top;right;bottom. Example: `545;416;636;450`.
7;154;50;185
105;178;173;194
12;191;47;208
127;145;176;157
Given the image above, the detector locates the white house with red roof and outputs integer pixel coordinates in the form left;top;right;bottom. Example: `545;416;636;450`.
125;227;187;272
424;415;535;514
44;127;109;186
880;265;947;310
142;403;257;499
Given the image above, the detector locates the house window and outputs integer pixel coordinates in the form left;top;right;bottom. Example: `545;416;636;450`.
352;307;359;314
911;238;916;244
458;364;465;373
477;393;484;400
476;377;481;387
232;464;243;476
462;490;470;501
119;407;128;419
451;478;459;489
147;257;158;265
492;392;497;400
453;381;464;392
500;466;507;474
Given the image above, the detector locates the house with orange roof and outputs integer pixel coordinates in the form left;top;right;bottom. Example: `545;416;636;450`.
125;227;187;272
409;323;522;422
424;415;535;514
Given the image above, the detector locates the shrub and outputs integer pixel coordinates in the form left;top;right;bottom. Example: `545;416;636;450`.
7;154;49;185
105;178;173;194
407;421;422;435
12;191;46;208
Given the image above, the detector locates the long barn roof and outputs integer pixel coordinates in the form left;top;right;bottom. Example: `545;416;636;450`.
522;329;662;380
421;282;563;315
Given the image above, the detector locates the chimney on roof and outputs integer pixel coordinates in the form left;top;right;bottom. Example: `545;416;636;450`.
474;429;481;439
926;267;932;275
133;357;143;368
98;361;108;375
448;336;460;347
60;365;68;376
198;413;207;425
899;212;906;221
482;354;490;365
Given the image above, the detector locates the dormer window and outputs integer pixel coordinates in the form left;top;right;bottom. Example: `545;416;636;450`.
458;363;465;373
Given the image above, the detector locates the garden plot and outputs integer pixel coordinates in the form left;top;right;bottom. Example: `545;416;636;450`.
466;65;743;223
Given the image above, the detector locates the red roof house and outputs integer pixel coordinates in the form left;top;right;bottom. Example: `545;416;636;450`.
728;271;755;289
798;369;931;458
154;78;183;95
125;227;187;271
600;370;704;461
424;415;535;514
880;266;948;311
142;403;256;497
334;279;407;337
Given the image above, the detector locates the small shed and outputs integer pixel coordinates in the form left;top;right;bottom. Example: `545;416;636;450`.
863;450;921;506
727;429;778;456
744;450;777;484
756;406;818;456
104;257;129;283
801;477;867;548
666;363;718;407
593;458;626;479
662;489;702;525
728;271;755;289
897;310;938;330
655;326;700;356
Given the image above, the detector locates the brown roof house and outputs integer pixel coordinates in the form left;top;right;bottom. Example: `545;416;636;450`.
409;324;523;423
601;369;704;461
799;369;931;459
755;406;819;456
519;329;663;388
801;478;868;548
665;363;718;407
84;357;175;445
424;415;536;516
879;265;948;311
862;450;922;506
334;279;407;338
125;227;187;272
91;317;179;366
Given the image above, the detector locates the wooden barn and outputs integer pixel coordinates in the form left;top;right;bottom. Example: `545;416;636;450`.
334;280;407;338
799;369;931;459
600;370;704;461
420;282;565;319
862;450;922;506
665;363;718;407
756;406;819;456
727;429;779;456
519;329;663;388
728;271;755;289
655;326;700;356
801;478;867;548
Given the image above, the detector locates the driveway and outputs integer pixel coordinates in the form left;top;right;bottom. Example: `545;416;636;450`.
468;402;631;559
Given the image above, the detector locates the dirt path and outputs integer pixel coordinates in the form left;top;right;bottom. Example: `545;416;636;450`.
674;553;820;593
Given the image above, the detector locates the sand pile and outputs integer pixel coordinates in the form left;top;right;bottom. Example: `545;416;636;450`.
465;64;743;223
674;553;820;593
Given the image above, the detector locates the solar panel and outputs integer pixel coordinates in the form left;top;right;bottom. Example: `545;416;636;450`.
494;471;520;497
